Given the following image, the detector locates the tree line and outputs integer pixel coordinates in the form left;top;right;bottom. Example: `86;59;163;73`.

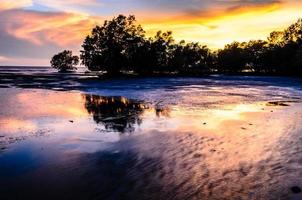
51;15;302;76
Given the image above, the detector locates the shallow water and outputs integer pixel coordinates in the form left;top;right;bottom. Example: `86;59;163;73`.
1;70;302;199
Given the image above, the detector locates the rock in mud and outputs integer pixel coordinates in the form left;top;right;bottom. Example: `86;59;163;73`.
266;101;290;107
291;186;302;194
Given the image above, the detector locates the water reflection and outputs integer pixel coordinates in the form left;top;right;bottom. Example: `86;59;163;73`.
83;95;148;133
1;84;302;199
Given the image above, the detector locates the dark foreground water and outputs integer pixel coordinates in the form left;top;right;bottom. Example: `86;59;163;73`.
1;67;302;199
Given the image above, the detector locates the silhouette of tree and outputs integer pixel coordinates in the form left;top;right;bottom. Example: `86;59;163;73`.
268;31;285;46
50;50;79;72
217;42;249;73
213;18;302;75
127;36;153;75
169;41;212;73
80;15;145;75
78;15;302;76
284;19;302;44
150;31;174;72
128;30;176;75
245;40;268;72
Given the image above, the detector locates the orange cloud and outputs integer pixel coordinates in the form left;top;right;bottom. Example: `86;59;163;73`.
0;0;32;10
136;0;301;48
0;55;8;61
138;1;282;32
3;10;101;46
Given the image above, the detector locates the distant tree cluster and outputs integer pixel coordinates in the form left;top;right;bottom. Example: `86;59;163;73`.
217;19;302;75
50;50;79;72
51;15;302;76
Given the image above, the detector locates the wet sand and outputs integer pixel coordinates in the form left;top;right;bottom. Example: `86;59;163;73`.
1;69;302;199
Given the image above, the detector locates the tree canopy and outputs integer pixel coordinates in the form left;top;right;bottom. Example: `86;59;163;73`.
80;15;145;75
80;15;214;75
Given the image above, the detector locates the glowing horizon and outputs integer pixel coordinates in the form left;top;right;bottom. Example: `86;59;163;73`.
0;0;301;65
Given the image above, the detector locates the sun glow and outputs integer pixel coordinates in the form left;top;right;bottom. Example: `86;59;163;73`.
142;2;302;48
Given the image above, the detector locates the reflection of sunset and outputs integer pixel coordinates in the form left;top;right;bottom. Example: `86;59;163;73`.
208;104;262;125
140;103;265;134
4;89;273;139
0;118;36;133
0;89;286;138
1;83;301;199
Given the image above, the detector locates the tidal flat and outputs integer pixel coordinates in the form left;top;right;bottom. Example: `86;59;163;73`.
1;67;302;199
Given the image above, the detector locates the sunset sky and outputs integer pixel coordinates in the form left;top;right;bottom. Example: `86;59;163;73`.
0;0;301;66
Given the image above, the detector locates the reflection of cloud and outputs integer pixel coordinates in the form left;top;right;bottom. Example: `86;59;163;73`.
0;90;88;120
16;91;88;118
0;118;37;133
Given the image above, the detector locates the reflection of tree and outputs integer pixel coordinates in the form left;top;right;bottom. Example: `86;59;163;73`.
155;105;170;118
84;95;148;133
